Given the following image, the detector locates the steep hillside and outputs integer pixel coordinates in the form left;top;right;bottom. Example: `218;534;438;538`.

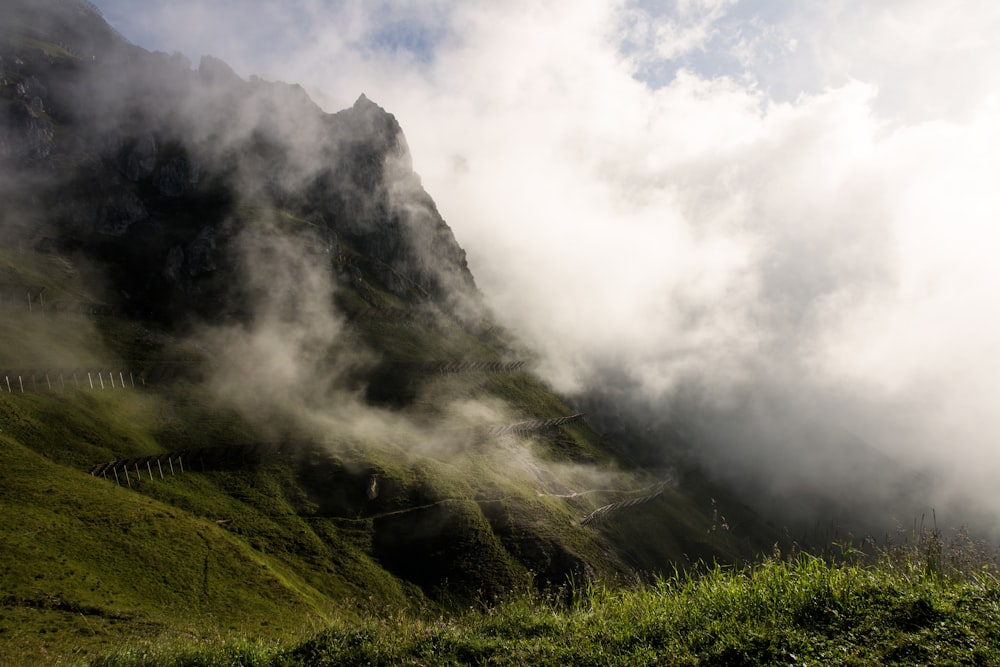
0;1;780;662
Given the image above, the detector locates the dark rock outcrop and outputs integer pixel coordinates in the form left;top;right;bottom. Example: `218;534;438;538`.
123;133;156;181
96;189;148;236
0;3;477;322
1;99;55;159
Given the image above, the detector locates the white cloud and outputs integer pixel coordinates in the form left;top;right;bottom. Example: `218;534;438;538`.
92;0;1000;531
769;1;1000;121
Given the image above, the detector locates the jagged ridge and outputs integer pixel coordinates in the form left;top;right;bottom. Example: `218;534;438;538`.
0;5;779;660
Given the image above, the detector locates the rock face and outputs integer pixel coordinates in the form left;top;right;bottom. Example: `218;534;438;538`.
314;94;477;303
1;100;55;159
155;153;199;197
97;189;148;236
124;134;157;181
0;0;477;320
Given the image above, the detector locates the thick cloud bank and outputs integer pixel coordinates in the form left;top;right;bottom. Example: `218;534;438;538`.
93;0;1000;535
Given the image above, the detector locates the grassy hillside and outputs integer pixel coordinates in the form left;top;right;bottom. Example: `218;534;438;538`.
1;16;785;663
88;544;1000;666
0;239;772;664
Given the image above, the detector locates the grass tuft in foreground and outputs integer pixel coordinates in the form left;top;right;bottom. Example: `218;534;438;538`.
89;539;1000;666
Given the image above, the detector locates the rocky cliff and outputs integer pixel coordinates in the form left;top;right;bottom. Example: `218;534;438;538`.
1;0;476;323
0;6;775;651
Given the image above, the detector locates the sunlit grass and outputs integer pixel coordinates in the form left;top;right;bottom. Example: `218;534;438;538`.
86;541;1000;666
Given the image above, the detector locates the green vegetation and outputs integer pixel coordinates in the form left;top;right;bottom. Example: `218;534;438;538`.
84;545;1000;666
8;13;997;663
0;240;762;664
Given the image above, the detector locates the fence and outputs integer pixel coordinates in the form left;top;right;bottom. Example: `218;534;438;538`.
88;442;298;487
0;367;143;392
479;413;586;439
0;283;115;316
431;360;526;375
0;358;523;396
579;481;670;526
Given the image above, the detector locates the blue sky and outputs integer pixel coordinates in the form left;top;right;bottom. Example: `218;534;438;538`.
89;0;1000;523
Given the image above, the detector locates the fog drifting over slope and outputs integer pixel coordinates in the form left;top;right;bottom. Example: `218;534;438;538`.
93;0;1000;534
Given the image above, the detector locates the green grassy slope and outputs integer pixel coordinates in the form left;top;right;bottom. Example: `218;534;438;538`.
1;20;780;661
89;548;1000;666
0;239;775;664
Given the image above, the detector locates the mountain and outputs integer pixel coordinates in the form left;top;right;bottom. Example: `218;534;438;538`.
0;1;780;661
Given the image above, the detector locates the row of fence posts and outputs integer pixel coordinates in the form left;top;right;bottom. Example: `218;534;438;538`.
481;413;586;438
92;455;186;489
27;289;42;312
433;360;527;374
0;294;110;315
0;289;44;312
579;482;669;526
90;444;268;488
0;370;142;393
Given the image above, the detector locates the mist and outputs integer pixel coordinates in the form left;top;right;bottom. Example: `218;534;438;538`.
74;0;1000;538
3;5;655;548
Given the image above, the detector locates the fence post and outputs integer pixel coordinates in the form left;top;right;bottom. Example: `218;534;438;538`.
88;372;93;389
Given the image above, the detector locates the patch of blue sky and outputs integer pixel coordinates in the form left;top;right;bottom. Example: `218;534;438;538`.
366;20;446;64
619;0;800;90
628;35;749;88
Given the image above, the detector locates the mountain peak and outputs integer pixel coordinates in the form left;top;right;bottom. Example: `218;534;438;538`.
198;54;241;83
351;93;394;121
0;19;476;314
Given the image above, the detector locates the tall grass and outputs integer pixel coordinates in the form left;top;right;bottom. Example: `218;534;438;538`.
88;534;1000;666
